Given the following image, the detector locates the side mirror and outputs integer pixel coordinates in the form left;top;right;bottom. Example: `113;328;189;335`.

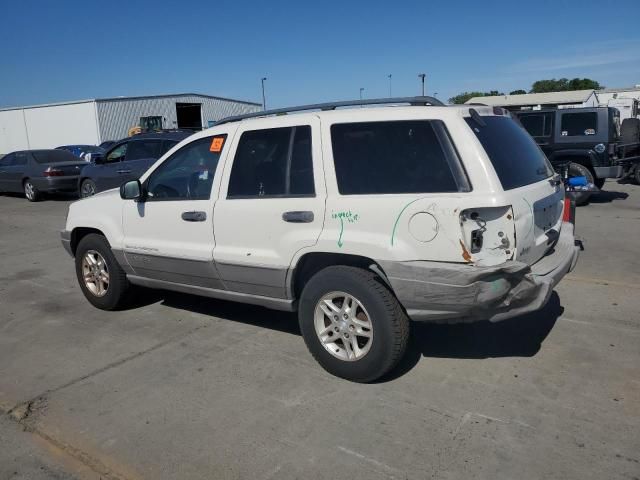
92;153;105;164
120;180;143;200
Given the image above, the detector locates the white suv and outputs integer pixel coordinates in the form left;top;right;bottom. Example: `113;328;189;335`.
61;97;580;382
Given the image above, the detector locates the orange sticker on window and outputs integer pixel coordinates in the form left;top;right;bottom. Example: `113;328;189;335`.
210;136;225;152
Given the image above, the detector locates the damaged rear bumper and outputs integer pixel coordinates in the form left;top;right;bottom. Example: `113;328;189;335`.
380;223;580;324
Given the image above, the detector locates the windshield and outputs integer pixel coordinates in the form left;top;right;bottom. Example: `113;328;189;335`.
465;115;554;190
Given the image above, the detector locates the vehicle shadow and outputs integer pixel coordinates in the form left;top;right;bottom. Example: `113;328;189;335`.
588;190;629;203
382;292;563;382
158;290;300;336
136;288;562;381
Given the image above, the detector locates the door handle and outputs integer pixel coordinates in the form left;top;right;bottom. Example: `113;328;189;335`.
181;211;207;222
117;169;132;174
282;211;314;223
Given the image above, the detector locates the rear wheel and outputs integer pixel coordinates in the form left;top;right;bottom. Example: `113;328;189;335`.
298;266;409;382
594;177;605;190
568;163;593;206
80;179;97;198
75;234;131;310
23;179;41;202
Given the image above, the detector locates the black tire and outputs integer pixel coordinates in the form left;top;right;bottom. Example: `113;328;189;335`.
594;177;605;190
75;234;131;310
568;163;593;206
634;164;640;185
80;178;97;198
298;266;409;383
621;118;640;144
23;179;41;202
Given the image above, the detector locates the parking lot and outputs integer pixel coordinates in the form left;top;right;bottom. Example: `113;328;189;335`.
0;182;639;480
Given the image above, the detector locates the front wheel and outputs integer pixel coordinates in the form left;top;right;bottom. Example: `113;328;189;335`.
594;177;605;190
80;179;97;198
634;165;640;185
24;179;41;202
75;234;131;310
298;266;409;382
568;163;594;206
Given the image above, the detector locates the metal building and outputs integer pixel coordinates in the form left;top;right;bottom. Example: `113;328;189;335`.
0;93;261;154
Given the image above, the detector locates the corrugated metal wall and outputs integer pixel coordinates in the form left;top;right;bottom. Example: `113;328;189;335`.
96;95;260;142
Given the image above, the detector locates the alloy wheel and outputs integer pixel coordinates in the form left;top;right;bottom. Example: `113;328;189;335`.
81;250;110;297
314;291;373;361
24;181;34;200
81;181;96;198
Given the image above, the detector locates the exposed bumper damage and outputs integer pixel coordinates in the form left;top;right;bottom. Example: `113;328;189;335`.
380;223;580;324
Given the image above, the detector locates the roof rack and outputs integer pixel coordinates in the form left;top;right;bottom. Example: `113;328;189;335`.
214;96;444;126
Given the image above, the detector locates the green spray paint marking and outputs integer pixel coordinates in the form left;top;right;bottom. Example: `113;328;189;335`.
390;199;422;246
332;210;360;248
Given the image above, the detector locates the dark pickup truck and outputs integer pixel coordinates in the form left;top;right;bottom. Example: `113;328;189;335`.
514;107;640;205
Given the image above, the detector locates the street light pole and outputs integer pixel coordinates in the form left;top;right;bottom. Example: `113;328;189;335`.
418;73;426;96
388;74;392;97
359;87;364;100
261;77;267;111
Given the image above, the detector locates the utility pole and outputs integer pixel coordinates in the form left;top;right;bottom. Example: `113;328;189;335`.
388;74;392;97
359;87;364;100
418;73;426;96
261;77;267;111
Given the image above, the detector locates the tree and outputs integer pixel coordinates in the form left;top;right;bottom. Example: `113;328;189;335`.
510;89;527;95
448;90;505;104
530;78;602;93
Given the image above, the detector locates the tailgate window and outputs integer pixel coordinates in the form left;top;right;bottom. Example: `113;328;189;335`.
465;115;554;190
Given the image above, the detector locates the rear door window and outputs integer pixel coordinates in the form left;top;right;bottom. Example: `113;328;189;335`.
518;113;553;138
12;152;28;166
560;112;598;136
330;120;463;195
465;115;554;190
126;140;163;161
227;126;314;198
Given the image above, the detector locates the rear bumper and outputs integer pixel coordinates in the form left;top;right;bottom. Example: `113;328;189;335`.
31;176;80;193
593;165;623;179
380;223;580;324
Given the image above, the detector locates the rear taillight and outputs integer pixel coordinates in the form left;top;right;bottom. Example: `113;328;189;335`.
562;196;576;224
44;167;64;177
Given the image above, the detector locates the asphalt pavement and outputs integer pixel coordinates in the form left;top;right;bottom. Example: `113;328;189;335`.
0;182;638;480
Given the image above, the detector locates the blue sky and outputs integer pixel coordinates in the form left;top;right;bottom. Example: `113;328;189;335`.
1;0;639;108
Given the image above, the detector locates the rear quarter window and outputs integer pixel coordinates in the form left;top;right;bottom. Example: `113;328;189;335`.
465;115;554;190
330;120;465;195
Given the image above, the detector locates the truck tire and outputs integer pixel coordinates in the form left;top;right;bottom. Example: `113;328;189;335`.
568;162;593;206
75;233;131;310
594;178;605;190
298;265;409;383
634;164;640;185
621;118;640;144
